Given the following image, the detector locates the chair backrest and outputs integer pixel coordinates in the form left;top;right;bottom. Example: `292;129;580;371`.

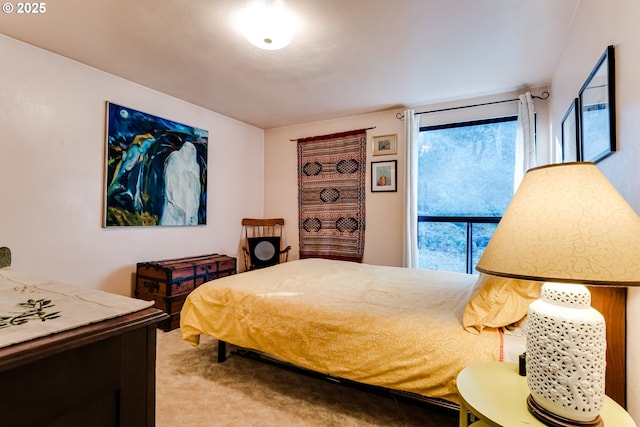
242;218;285;239
241;218;290;270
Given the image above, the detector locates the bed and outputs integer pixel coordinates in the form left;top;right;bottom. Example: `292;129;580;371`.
180;258;627;409
0;247;168;426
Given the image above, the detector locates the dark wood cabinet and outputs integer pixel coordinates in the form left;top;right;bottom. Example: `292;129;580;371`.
0;307;167;427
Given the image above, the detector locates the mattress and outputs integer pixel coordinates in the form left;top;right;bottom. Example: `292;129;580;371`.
181;258;507;403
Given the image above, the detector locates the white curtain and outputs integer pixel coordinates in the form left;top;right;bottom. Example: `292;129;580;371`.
514;92;536;190
402;109;419;268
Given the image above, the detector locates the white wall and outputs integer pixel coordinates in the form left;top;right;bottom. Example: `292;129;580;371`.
0;34;264;296
548;0;640;421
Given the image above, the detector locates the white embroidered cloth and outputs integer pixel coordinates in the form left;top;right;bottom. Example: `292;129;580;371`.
0;268;153;348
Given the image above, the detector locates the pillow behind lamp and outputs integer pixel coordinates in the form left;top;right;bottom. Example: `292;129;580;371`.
248;236;281;269
463;273;542;334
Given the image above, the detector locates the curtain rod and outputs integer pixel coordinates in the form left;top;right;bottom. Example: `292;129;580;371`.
290;126;376;142
395;91;550;120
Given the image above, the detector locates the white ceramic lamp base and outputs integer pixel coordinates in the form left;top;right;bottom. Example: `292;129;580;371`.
526;282;606;426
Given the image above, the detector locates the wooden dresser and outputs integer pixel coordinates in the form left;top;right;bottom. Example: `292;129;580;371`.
135;253;236;331
0;307;167;427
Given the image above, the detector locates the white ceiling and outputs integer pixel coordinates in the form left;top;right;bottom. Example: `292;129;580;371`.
0;0;579;129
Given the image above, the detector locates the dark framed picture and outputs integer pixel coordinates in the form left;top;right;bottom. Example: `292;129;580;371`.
561;98;580;162
579;45;616;163
371;160;397;192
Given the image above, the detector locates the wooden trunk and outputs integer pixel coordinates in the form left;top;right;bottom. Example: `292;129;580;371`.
135;253;236;331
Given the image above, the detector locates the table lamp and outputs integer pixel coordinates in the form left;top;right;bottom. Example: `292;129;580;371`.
476;162;640;426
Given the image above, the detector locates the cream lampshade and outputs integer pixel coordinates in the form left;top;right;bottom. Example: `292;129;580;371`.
476;162;640;426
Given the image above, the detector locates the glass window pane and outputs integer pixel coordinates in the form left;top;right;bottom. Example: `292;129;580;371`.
417;119;517;216
418;221;466;273
417;116;519;273
471;222;498;269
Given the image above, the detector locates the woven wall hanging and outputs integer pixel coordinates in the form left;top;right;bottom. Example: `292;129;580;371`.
297;129;367;262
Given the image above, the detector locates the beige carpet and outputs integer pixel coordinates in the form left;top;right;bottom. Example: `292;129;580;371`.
155;329;459;427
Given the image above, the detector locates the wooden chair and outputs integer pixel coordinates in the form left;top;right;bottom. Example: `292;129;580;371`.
241;218;291;270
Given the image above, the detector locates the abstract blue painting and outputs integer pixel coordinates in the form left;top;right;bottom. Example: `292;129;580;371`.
105;102;208;227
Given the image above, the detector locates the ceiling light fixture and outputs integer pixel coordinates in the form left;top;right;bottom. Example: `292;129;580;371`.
236;1;296;51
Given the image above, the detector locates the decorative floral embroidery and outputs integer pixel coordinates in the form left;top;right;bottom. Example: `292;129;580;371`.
12;285;36;294
0;299;61;329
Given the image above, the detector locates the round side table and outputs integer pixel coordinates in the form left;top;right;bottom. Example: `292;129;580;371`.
456;362;636;427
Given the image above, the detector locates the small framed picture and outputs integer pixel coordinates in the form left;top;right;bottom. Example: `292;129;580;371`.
372;134;397;156
371;160;397;192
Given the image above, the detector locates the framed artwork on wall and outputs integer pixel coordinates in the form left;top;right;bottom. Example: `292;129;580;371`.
372;134;397;156
579;45;616;163
561;98;580;162
371;160;397;192
104;102;209;227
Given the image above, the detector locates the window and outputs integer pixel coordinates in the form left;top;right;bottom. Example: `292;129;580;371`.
417;116;517;273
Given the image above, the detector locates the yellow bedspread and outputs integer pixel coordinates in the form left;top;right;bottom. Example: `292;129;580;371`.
181;258;501;403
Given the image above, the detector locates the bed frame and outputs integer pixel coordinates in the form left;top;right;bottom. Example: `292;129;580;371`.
216;284;628;410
